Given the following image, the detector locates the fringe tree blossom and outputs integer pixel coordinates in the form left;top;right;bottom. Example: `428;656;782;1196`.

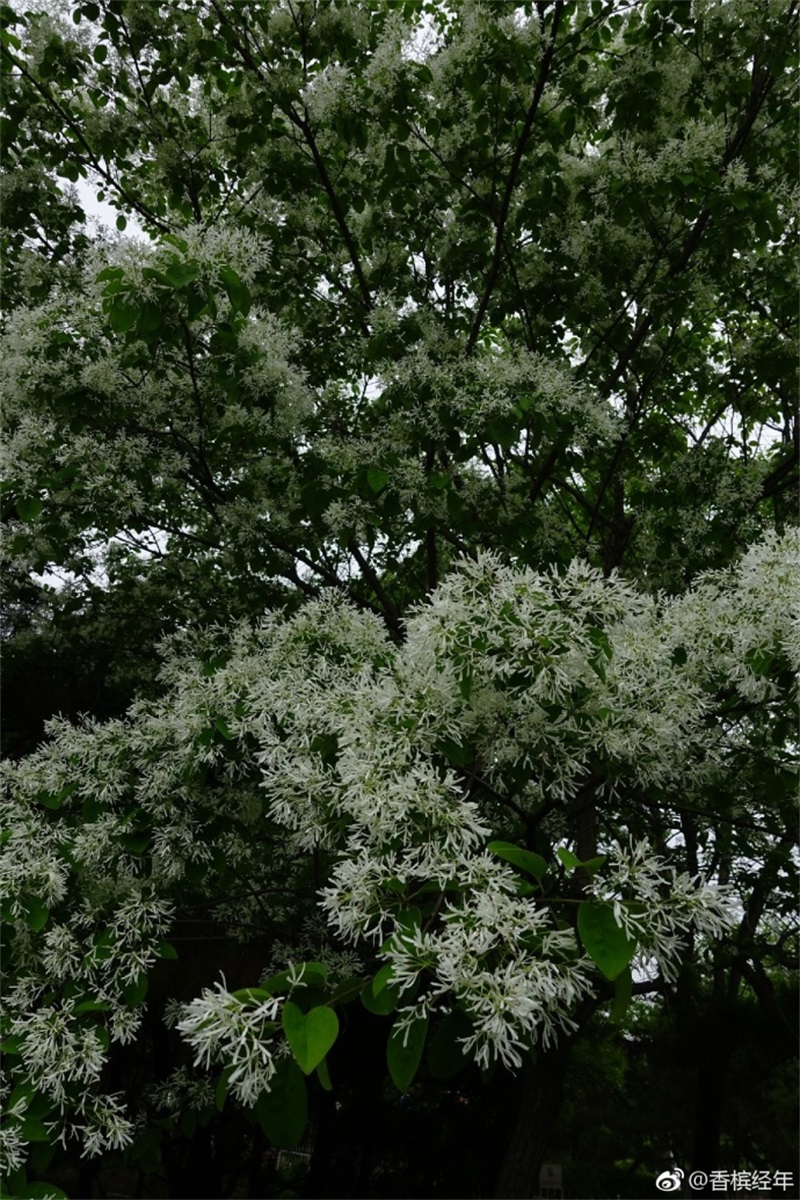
177;983;282;1106
149;1068;216;1120
1;530;796;1163
0;1111;27;1177
592;840;739;982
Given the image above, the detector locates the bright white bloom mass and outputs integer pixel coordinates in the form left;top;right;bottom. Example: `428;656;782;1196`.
594;840;739;982
10;1003;106;1106
177;983;282;1105
1;529;796;1157
0;1122;26;1177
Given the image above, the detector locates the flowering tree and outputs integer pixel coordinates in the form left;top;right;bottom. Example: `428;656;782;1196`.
1;1;797;1197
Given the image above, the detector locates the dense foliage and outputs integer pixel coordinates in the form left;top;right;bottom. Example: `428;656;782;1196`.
1;1;797;1197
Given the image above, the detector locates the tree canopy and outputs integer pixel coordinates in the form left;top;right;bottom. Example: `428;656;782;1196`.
1;2;797;1198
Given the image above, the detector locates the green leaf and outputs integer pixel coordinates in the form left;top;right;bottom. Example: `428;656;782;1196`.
164;261;200;288
556;847;606;875
282;1002;339;1075
316;1057;333;1091
255;1058;308;1148
577;901;637;981
579;855;607;876
610;964;633;1023
163;233;189;253
371;963;395;995
29;1139;55;1174
156;941;178;960
438;737;472;767
366;466;389;493
488;841;547;881
38;783;76;811
123;973;149;1005
107;300;138;333
259;969;297;995
136;301;163;336
215;715;235;739
557;847;581;870
121;831;150;854
19;1116;49;1142
91;930;115;961
74;998;110;1014
310;732;339;761
6;1081;35;1113
231;986;274;1004
16;497;43;522
116;214;127;231
25;897;49;932
201;654;230;677
6;1168;26;1200
127;1127;162;1172
427;1009;471;1080
20;1185;68;1200
327;976;365;1006
219;265;252;315
587;627;612;660
361;978;400;1015
387;1012;428;1092
260;961;328;996
394;907;422;935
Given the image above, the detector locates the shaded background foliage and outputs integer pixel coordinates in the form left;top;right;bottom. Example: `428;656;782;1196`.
1;0;797;1196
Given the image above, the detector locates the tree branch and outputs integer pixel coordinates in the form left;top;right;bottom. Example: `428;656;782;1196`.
1;46;172;234
464;1;564;356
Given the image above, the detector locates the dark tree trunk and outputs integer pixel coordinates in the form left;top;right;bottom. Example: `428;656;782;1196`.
492;1044;572;1199
691;1030;728;1200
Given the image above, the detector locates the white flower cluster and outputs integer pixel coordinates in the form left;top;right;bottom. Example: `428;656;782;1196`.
76;1098;134;1158
664;529;800;704
593;840;738;982
8;1002;103;1106
1;528;795;1149
176;982;282;1106
149;1067;215;1119
387;875;595;1069
0;1119;26;1177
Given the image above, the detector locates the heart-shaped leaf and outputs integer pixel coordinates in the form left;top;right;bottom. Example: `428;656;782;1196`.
282;1002;339;1075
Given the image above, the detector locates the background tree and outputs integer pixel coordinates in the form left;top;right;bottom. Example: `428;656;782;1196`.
1;2;797;1198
